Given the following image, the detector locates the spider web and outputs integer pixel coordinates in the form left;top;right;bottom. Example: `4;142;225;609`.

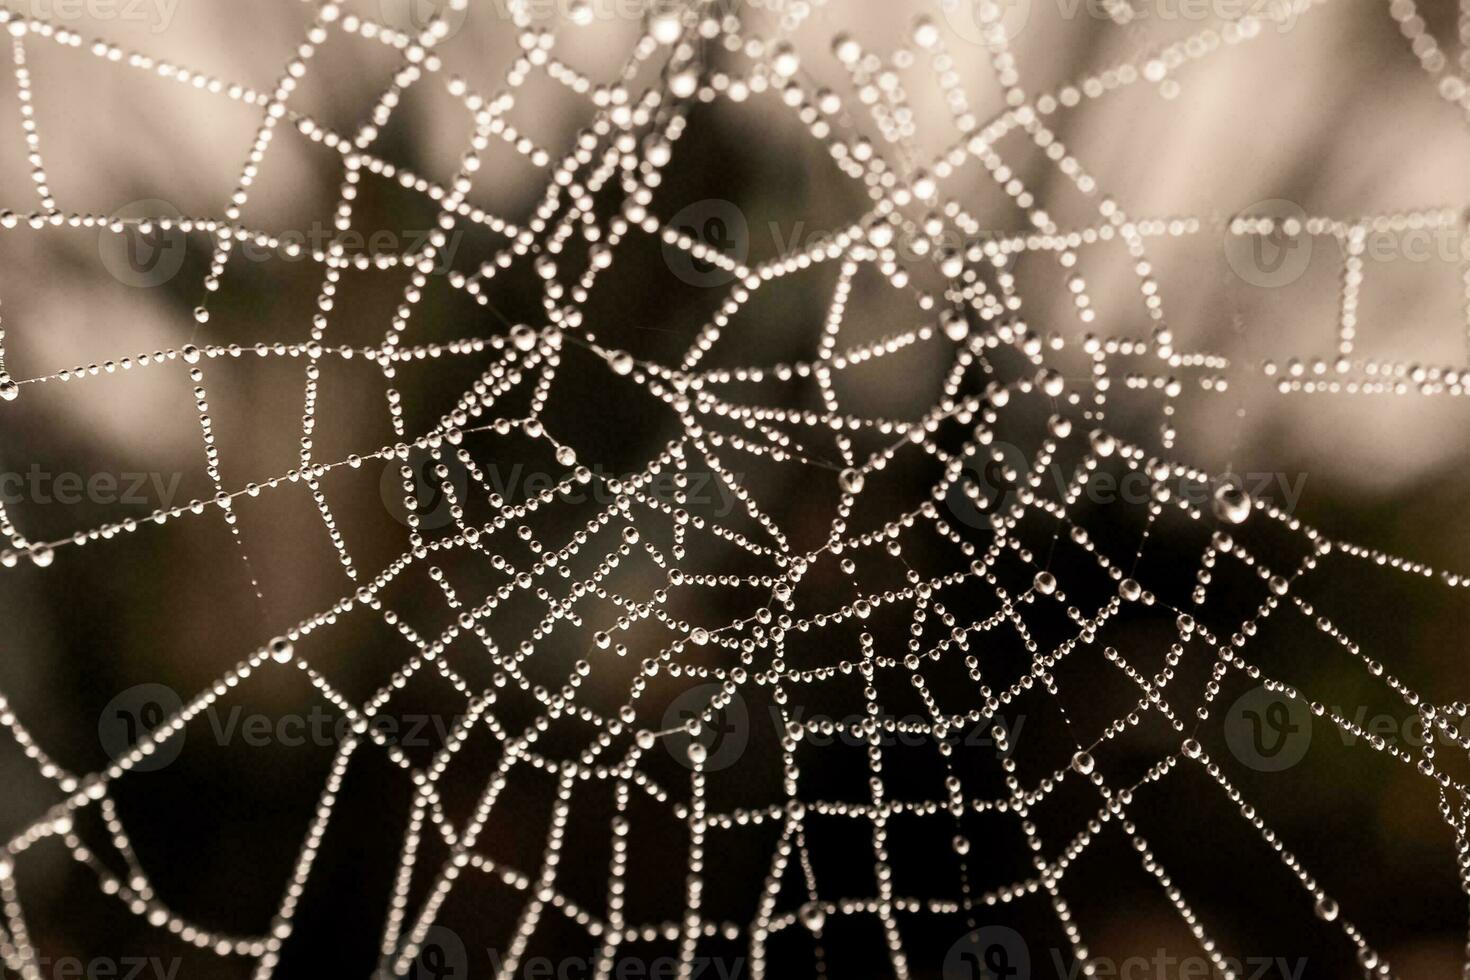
0;0;1465;977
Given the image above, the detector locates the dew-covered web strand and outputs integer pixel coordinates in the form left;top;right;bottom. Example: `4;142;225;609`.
0;0;1463;979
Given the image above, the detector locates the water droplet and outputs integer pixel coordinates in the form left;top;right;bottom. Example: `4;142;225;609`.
193;306;209;324
770;42;800;78
1071;750;1095;775
1089;429;1115;457
1037;368;1065;397
635;730;656;750
1034;571;1057;595
1048;414;1072;439
181;344;201;364
556;445;577;467
649;9;682;44
268;636;294;663
911;16;940;49
865;219;895;249
1314;896;1339;922
952;834;970;855
28;545;53;568
1119;578;1142;601
0;377;18;402
608;350;635;375
511;325;538;352
690;627;710;646
1212;481;1251;524
831;32;861;64
1181;738;1203;759
686;740;708;765
669;69;698;99
799;901;826;931
941;309;969;342
839;468;865;494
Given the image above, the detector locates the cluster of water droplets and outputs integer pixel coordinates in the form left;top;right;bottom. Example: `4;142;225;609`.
0;0;1462;978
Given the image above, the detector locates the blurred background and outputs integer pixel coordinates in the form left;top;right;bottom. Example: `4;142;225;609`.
0;0;1469;977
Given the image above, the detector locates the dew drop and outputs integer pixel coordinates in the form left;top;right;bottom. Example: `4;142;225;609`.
608;350;635;375
28;544;53;568
1119;578;1142;601
940;309;969;342
1089;429;1116;457
1037;368;1065;397
1071;750;1095;775
1212;481;1252;524
567;0;594;25
865;219;895;249
556;445;577;467
686;740;708;765
831;32;861;64
770;42;800;78
511;325;538;352
1034;571;1057;595
952;834;970;856
839;468;865;494
0;377;18;402
649;9;682;44
1048;414;1072;439
669;69;698;99
911;16;940;49
268;636;294;663
799;901;826;931
1314;896;1339;922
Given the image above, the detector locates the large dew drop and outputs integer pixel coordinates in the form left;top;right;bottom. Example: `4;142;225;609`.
1212;481;1252;524
268;636;295;664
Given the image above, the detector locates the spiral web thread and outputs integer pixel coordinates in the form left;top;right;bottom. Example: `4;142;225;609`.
0;0;1466;976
